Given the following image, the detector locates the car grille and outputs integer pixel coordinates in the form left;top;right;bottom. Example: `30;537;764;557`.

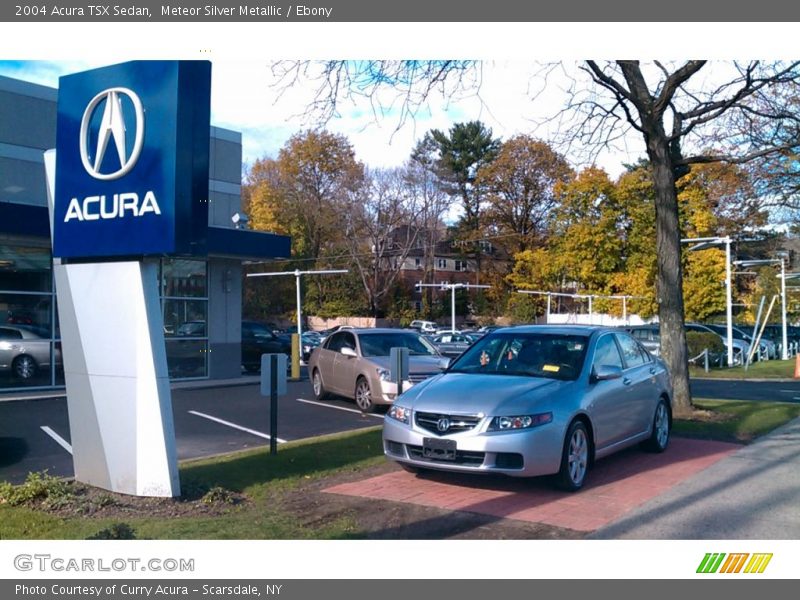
408;372;438;384
415;412;482;435
406;444;485;466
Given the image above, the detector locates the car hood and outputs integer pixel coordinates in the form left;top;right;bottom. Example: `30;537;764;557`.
399;372;573;415
369;355;450;373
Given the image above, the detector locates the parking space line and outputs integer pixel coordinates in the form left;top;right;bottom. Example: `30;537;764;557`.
188;410;287;443
40;426;72;454
296;398;384;419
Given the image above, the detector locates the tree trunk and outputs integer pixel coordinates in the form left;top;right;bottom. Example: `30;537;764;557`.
646;137;693;415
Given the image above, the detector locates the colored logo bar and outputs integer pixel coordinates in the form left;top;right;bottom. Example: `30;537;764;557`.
697;553;772;574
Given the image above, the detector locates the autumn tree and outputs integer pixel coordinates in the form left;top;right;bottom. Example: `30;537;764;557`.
477;136;573;254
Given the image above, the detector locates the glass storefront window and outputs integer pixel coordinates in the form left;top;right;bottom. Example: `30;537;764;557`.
165;339;207;379
0;245;52;292
161;258;208;378
163;299;208;338
0;293;52;337
161;259;207;298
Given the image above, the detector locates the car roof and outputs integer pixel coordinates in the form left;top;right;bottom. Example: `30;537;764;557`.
489;324;607;336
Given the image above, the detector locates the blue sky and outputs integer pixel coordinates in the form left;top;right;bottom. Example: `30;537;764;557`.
0;59;643;178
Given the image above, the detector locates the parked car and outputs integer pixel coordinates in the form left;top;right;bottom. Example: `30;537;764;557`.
308;328;449;412
383;325;672;491
685;323;749;363
409;320;438;334
429;332;474;357
624;325;661;356
0;325;58;380
301;331;322;361
704;324;776;360
241;320;292;373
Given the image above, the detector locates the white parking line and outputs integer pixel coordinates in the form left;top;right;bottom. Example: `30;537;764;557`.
296;398;384;419
188;410;287;443
40;426;72;454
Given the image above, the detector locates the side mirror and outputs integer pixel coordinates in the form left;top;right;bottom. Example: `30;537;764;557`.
341;347;357;358
593;364;622;382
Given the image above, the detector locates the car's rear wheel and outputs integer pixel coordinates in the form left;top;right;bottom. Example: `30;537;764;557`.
12;355;37;380
312;369;328;401
354;377;375;413
641;399;670;453
554;420;590;492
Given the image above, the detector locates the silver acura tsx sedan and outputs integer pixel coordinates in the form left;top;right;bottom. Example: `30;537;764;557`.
383;325;673;491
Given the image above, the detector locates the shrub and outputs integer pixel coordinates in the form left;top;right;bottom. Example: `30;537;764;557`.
686;331;725;359
0;471;69;506
201;486;238;506
87;523;136;540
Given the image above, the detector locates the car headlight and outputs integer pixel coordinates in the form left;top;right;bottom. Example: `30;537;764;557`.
387;405;412;424
488;412;553;431
377;367;391;381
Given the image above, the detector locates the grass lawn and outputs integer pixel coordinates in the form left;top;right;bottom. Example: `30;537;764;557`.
0;427;385;540
690;358;797;379
673;398;800;443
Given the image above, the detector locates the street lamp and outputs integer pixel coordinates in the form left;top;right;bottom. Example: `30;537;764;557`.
416;281;490;333
733;256;790;360
680;236;733;367
247;269;349;375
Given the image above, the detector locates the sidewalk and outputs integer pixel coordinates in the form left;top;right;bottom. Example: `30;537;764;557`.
590;416;800;539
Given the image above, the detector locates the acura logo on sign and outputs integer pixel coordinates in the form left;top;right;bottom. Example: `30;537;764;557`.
79;87;145;180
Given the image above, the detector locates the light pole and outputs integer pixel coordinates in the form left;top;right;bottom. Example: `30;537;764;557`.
681;236;733;367
733;257;789;360
247;269;349;374
416;281;490;333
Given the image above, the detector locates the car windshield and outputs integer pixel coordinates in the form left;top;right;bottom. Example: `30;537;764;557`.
358;332;439;357
448;332;589;381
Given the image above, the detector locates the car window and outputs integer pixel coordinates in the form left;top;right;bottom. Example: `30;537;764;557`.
340;332;356;352
631;329;650;342
0;327;23;340
326;332;345;352
592;334;623;371
358;332;438;357
448;333;588;381
616;333;647;368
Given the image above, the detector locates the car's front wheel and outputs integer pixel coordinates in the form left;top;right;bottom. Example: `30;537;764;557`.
554;420;590;492
12;355;37;380
354;376;375;413
641;399;670;453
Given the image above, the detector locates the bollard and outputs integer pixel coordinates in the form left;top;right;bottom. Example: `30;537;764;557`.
291;333;300;380
704;349;709;373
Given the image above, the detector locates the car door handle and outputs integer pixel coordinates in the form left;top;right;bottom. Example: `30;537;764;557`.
622;377;631;386
649;367;656;375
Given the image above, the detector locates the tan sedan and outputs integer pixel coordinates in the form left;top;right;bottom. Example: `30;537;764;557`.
308;328;449;412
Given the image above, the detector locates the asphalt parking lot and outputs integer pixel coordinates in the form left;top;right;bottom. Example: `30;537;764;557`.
0;379;382;484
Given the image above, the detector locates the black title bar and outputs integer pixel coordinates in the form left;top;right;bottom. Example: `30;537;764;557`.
3;0;800;22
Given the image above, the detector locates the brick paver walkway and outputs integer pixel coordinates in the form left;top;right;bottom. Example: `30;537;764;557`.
325;438;739;532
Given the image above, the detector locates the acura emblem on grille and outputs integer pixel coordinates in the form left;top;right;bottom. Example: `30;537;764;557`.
437;418;451;433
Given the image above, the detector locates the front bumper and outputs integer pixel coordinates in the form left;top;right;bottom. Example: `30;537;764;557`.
383;415;564;478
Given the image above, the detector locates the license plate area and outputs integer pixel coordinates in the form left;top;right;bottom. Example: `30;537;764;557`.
423;437;457;461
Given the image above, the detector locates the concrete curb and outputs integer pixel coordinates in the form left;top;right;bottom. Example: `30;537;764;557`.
692;376;798;383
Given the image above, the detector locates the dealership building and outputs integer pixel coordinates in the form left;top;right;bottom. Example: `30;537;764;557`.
0;73;290;392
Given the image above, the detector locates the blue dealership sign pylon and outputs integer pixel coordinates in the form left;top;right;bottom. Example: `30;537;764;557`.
42;61;211;497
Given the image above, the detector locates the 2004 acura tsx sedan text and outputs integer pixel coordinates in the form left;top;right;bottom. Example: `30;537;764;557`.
383;325;673;491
